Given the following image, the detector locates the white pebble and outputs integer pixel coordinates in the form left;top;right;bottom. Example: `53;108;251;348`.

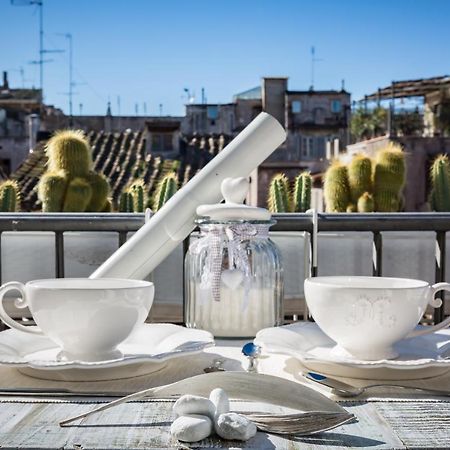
170;414;213;442
215;412;257;441
209;388;230;418
173;394;215;419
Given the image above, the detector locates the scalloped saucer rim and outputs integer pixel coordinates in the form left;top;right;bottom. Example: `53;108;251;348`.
254;322;450;380
0;323;215;370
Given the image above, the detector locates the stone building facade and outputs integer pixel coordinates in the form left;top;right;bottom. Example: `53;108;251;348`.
1;70;351;208
181;77;351;206
0;72;42;174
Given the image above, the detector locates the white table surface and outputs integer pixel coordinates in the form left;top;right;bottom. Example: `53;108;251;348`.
0;340;449;449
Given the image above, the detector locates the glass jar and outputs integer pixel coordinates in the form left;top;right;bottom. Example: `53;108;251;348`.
185;219;283;338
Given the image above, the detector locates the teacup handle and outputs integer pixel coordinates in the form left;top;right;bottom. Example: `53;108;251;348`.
0;282;43;335
408;282;450;338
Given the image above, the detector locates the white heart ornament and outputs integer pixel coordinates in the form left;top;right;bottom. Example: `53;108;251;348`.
221;177;249;204
221;269;244;289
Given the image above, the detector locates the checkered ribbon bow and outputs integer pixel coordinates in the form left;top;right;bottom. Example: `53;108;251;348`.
190;223;269;304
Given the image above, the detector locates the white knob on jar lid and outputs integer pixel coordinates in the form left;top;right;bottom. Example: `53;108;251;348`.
221;177;249;205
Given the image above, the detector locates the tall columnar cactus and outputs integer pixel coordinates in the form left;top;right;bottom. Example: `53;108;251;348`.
0;180;20;212
357;192;375;212
324;162;351;212
430;154;450;211
373;143;406;212
348;154;372;203
119;191;134;212
153;173;178;211
129;179;147;213
292;172;312;212
268;174;290;213
38;130;111;212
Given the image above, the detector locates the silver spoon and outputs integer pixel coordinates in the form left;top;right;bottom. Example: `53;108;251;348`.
305;372;450;397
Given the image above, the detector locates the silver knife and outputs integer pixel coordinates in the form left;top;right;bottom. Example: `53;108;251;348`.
305;372;450;397
0;388;132;398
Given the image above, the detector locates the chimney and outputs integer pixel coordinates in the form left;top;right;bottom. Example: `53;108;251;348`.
262;77;288;127
28;114;40;152
2;71;9;90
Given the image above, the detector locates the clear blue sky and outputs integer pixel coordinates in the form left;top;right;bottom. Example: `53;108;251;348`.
1;0;449;116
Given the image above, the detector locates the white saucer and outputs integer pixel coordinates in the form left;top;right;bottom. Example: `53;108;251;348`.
0;323;214;382
255;322;450;380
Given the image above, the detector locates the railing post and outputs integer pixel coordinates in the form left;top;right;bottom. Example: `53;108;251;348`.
435;231;446;323
118;231;127;247
0;232;2;286
182;236;190;326
372;231;382;276
55;232;65;278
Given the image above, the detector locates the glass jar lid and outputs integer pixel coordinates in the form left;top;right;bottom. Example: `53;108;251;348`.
196;177;271;222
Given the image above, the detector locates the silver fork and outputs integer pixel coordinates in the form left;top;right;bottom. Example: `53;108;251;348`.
240;410;355;435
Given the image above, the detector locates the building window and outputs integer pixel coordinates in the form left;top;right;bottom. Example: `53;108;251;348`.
331;100;342;113
207;106;218;120
292;100;302;113
151;133;173;152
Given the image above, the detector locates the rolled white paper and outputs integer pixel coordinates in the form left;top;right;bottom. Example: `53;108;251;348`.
90;112;286;280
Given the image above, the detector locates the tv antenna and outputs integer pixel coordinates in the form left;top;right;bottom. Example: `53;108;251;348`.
6;67;30;88
310;46;323;90
56;33;85;118
11;0;64;100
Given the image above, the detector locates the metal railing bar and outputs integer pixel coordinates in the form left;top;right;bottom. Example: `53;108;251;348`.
271;213;450;233
434;231;446;323
0;212;449;233
0;213;144;233
55;232;65;278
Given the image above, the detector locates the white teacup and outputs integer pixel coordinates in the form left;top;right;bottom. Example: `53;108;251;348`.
0;278;154;362
304;276;450;360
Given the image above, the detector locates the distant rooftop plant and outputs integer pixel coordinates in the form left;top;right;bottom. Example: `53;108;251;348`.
37;130;111;212
323;143;406;213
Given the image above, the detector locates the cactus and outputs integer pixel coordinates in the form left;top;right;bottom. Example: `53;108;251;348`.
38;130;110;212
37;171;67;212
129;179;147;213
292;172;312;212
85;172;110;212
46;130;92;177
119;191;134;212
268;174;290;213
373;143;406;212
357;192;375;212
101;199;112;212
348;154;372;203
153;173;178;211
0;180;20;212
430;154;450;211
324;162;351;212
346;204;357;213
63;178;92;212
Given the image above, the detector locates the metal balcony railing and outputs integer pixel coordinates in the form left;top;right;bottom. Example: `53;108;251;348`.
0;212;449;324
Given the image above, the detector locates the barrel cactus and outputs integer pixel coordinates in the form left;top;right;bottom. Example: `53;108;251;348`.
348;154;372;204
0;180;20;212
38;130;111;212
430;154;450;211
153;173;178;211
324;162;351;212
373;143;406;212
292;172;312;212
268;174;290;213
357;192;375;212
